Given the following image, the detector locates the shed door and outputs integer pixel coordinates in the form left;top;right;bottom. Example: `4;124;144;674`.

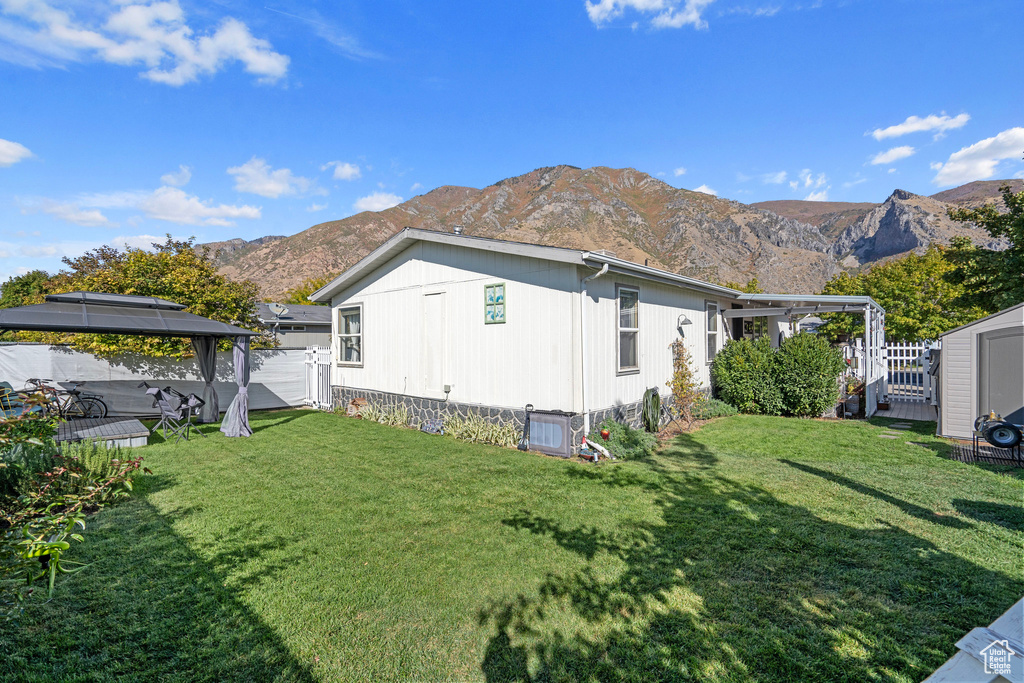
422;292;447;397
979;328;1024;424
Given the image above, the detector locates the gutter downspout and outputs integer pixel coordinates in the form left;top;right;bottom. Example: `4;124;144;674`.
580;262;609;439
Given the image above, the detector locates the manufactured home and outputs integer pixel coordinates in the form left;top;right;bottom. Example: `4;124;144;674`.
311;228;885;452
937;303;1024;440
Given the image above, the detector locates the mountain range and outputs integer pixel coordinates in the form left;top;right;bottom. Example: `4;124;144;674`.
205;167;1020;299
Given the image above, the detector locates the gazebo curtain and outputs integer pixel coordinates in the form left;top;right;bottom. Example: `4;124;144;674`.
190;336;219;423
220;335;252;438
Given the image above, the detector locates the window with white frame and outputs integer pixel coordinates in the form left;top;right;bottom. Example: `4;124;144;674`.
617;285;639;373
338;305;362;366
706;301;719;362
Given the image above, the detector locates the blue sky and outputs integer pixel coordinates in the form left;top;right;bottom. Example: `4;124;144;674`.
1;0;1022;282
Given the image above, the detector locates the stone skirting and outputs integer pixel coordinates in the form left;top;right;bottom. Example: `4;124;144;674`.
331;386;675;454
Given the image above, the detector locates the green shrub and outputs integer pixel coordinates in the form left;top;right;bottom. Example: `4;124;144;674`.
0;411;59;502
587;419;657;460
692;398;739;420
776;332;845;417
710;337;783;416
1;411;146;619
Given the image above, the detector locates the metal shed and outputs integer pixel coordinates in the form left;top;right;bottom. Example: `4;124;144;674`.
937;303;1024;439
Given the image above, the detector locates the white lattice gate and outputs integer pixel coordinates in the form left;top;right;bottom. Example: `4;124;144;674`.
885;342;933;403
304;346;333;410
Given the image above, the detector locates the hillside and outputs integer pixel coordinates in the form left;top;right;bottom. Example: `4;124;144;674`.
208;167;1011;299
929;179;1024;209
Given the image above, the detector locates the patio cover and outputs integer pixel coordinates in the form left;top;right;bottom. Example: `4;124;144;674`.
0;292;257;436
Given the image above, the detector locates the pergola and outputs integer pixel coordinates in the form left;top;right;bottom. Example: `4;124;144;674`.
728;293;887;416
0;292;257;437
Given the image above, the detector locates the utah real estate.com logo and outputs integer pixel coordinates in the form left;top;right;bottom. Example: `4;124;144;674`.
981;639;1016;677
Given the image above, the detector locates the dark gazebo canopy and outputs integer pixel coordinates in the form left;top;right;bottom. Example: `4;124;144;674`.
0;291;257;338
0;292;256;437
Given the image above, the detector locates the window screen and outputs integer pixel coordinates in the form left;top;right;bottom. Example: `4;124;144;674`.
618;286;639;372
706;301;719;362
338;305;362;365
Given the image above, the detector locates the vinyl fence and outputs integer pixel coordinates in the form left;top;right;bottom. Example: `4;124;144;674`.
0;343;307;416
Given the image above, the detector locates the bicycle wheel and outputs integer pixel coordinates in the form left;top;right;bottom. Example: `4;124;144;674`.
65;397;106;419
79;397;107;418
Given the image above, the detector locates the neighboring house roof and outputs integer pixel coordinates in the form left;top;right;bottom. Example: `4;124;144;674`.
310;228;742;303
938;301;1024;338
257;302;332;326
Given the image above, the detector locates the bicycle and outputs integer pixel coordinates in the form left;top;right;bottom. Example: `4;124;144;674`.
24;378;108;419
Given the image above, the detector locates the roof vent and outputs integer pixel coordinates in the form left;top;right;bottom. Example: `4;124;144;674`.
453;224;464;235
592;249;616;258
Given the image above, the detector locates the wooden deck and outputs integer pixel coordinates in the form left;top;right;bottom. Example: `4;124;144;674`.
873;399;936;422
56;417;150;448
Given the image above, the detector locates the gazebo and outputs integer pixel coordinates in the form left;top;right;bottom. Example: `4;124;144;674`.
0;292;257;437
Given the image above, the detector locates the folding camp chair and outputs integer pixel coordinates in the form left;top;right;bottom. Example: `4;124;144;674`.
139;381;178;436
164;387;207;442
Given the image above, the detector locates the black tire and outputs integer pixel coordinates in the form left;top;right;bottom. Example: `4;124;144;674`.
66;397;107;419
974;415;988;433
983;422;1022;449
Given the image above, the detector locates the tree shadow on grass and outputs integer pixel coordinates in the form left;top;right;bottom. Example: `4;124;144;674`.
781;459;973;529
479;433;1022;682
952;499;1024;532
0;497;315;683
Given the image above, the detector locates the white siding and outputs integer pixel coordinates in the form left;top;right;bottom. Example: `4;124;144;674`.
329;241;578;412
582;275;730;412
939;305;1024;439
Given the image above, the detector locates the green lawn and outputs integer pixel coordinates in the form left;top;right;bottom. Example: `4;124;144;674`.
2;410;1021;682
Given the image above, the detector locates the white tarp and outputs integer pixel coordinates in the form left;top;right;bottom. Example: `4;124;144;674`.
0;344;306;416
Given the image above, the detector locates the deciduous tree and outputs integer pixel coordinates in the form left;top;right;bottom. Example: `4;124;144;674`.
817;245;984;342
37;236;268;357
944;184;1024;313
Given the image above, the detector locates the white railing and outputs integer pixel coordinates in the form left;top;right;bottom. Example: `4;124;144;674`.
304;345;333;411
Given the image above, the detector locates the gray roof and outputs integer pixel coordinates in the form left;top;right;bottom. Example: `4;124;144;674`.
257;302;332;325
311;228;742;302
0;292;257;337
938;301;1024;338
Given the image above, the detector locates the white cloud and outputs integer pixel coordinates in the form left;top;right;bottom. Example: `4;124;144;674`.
0;138;32;166
306;203;327;212
228;157;320;198
692;184;717;196
931;127;1024;186
28;185;261;227
353;192;403;212
140;186;260;225
761;171;787;184
35;200;115;227
160;164;191;187
804;189;829;201
1014;170;1024;180
869;145;915;165
870;113;970;141
0;1;289;85
322;160;361;181
410;182;423;192
789;169;827;190
673;166;687;177
842;177;867;188
585;0;715;30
